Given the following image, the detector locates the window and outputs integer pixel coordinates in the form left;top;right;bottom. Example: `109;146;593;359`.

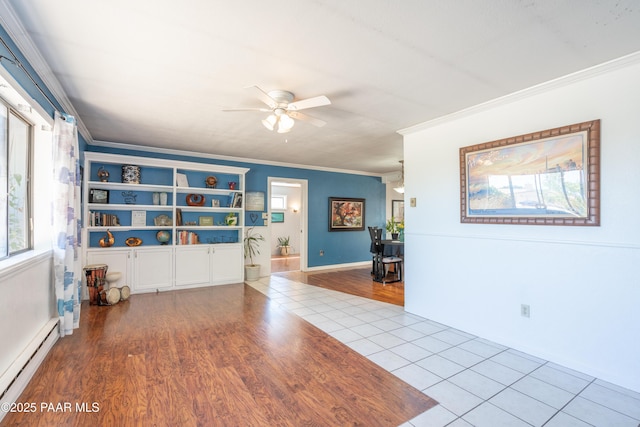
0;100;32;259
271;195;287;210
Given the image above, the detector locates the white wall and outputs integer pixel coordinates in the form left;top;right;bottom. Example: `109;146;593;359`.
402;57;640;392
0;253;55;384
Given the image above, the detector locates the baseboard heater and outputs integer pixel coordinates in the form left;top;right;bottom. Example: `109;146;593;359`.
0;318;59;422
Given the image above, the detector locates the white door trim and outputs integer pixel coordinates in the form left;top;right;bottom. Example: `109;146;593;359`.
268;177;308;272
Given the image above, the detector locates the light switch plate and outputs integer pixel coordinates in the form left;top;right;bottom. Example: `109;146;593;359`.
261;212;268;219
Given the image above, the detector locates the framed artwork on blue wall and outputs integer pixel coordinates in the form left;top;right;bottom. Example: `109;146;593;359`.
329;197;365;231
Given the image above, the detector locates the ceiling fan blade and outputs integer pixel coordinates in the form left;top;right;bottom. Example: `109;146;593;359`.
247;85;278;109
288;111;327;127
287;95;331;111
222;107;271;112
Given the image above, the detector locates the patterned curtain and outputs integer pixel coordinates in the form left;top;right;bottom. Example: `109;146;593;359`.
52;112;82;336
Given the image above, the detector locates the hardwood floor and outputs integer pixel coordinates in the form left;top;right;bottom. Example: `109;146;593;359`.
271;255;300;273
2;283;433;426
274;266;405;306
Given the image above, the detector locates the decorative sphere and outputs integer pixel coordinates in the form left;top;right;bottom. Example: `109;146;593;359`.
156;230;171;244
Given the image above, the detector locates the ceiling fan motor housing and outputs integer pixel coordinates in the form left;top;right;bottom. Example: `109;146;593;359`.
267;90;295;108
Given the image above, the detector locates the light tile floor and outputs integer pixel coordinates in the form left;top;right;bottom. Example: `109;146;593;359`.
248;276;640;427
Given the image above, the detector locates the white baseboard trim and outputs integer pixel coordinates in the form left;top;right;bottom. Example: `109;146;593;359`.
0;318;59;423
305;261;370;272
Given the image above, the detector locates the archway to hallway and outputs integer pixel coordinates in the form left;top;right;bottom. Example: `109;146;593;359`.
268;177;307;274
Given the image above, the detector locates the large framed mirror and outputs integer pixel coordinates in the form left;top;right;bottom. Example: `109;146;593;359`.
392;199;404;223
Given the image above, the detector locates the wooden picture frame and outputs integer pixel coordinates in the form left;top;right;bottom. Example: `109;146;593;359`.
329;197;365;231
460;119;600;226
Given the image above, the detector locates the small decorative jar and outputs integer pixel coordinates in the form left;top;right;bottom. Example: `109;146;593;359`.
121;165;141;184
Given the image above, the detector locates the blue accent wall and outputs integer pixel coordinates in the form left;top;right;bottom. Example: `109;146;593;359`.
87;146;386;268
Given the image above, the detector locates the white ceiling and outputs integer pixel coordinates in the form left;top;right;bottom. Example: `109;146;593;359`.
3;1;640;174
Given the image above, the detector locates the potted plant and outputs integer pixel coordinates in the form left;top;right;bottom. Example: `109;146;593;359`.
386;218;399;240
244;227;265;281
225;212;237;226
277;236;292;256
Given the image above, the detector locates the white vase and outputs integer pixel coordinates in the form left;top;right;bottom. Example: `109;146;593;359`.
160;192;168;205
152;192;159;205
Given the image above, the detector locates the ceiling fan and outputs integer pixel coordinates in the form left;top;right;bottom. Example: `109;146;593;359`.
223;86;331;133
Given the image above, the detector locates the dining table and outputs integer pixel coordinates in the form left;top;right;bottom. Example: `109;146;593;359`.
380;239;404;257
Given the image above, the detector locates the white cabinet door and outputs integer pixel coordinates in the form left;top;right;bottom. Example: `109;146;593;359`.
133;247;173;292
210;244;243;285
174;246;211;287
86;248;131;288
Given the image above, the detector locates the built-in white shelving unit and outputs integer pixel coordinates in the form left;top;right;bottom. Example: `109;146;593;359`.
83;152;249;293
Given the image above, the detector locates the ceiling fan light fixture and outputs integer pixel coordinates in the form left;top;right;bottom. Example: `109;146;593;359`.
226;86;331;132
262;114;278;131
277;114;295;133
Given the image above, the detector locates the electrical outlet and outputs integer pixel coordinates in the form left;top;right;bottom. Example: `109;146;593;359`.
319;250;324;256
521;304;530;318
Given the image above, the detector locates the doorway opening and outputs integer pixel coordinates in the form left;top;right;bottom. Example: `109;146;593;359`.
268;178;307;274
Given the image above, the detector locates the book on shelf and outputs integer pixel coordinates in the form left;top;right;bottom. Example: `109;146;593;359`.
89;211;120;227
178;230;200;245
231;192;242;208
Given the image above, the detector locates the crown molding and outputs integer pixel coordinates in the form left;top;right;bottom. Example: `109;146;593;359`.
0;0;93;143
90;139;384;177
399;50;640;135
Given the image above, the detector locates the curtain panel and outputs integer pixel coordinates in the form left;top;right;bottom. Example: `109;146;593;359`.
52;112;82;336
